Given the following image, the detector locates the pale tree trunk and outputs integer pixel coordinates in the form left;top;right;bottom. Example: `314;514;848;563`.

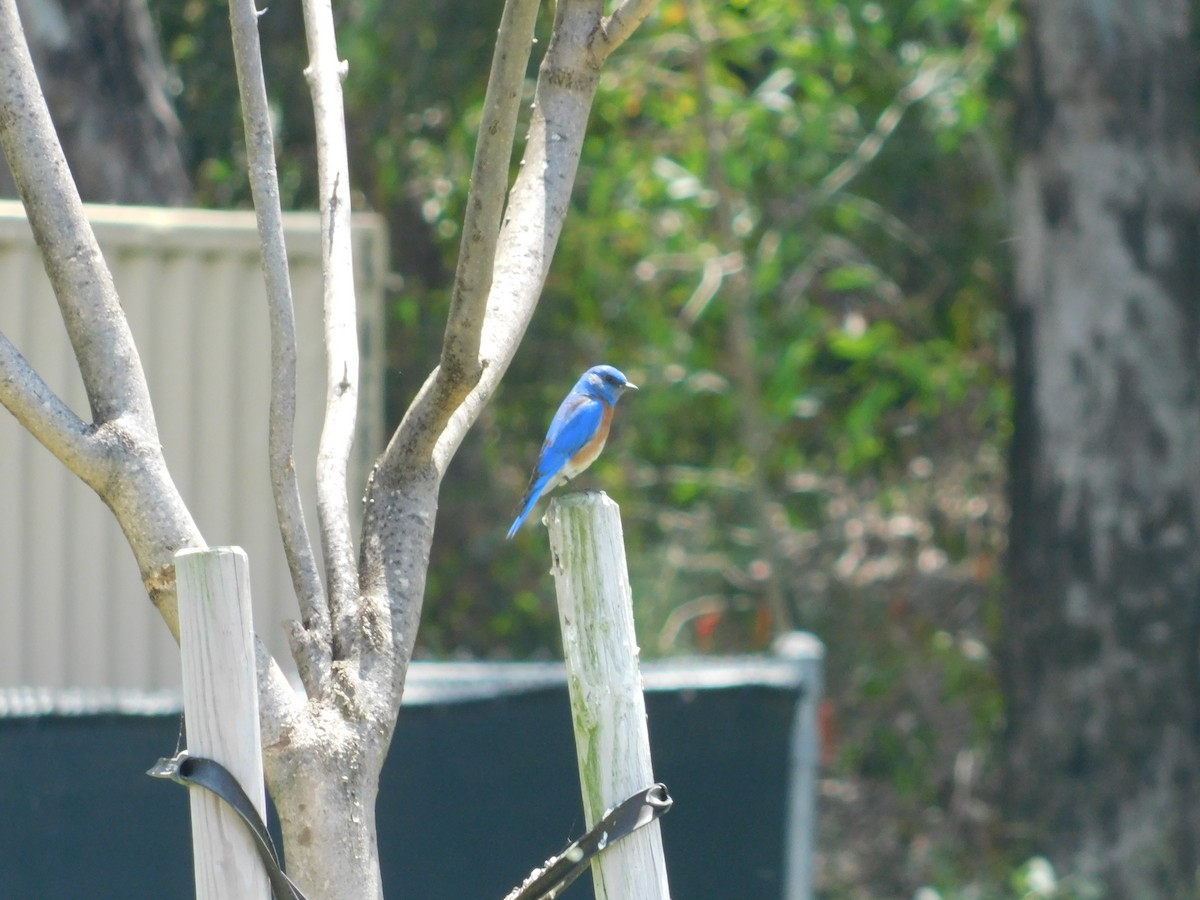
0;0;659;895
1006;0;1200;895
0;0;189;204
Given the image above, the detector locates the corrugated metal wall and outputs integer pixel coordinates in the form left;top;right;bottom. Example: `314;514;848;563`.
0;200;388;690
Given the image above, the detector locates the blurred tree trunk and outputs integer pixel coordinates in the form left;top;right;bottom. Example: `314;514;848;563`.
0;0;189;203
1006;0;1200;895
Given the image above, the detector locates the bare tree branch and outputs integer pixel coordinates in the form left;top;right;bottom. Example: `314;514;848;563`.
301;0;361;661
0;0;199;634
0;0;298;707
361;0;651;709
811;60;946;209
0;0;155;429
256;635;305;746
0;330;101;477
4;0;662;890
440;0;541;385
228;0;330;700
364;0;543;502
594;0;660;62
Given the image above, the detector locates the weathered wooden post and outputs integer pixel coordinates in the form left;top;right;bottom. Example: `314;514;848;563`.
175;546;272;900
546;492;672;900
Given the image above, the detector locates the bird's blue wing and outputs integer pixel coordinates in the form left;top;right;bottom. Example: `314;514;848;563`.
535;394;605;479
506;396;606;539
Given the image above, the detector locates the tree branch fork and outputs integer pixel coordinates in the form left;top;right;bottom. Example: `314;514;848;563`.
0;0;659;894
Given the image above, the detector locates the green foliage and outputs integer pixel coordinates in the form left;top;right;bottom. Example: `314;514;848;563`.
155;0;1016;643
155;0;1015;641
153;1;1024;892
538;4;1018;894
156;0;317;208
523;0;1017;650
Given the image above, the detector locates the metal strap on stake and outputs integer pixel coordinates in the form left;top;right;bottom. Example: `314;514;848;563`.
152;752;667;900
503;784;673;900
149;751;309;900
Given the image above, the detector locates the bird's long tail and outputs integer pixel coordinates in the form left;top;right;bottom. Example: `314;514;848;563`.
506;473;553;539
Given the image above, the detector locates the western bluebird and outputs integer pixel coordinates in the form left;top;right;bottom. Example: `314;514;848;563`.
506;364;638;539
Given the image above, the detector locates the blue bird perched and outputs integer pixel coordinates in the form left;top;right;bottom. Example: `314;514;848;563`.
506;365;638;539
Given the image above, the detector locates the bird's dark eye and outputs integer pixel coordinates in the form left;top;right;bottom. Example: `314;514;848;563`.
603;373;618;384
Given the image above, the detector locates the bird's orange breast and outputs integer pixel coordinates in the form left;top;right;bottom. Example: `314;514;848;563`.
563;400;614;478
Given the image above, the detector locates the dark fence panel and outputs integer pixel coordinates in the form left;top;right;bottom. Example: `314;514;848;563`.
382;685;798;899
0;710;193;898
0;649;820;899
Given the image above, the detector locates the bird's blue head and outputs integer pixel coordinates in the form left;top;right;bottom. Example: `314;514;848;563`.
575;364;638;405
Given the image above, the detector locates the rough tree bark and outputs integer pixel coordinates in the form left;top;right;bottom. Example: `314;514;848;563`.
0;0;659;896
1006;0;1200;895
0;0;189;204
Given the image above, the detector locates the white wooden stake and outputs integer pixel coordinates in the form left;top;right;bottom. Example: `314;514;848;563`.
176;546;272;900
546;492;672;900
